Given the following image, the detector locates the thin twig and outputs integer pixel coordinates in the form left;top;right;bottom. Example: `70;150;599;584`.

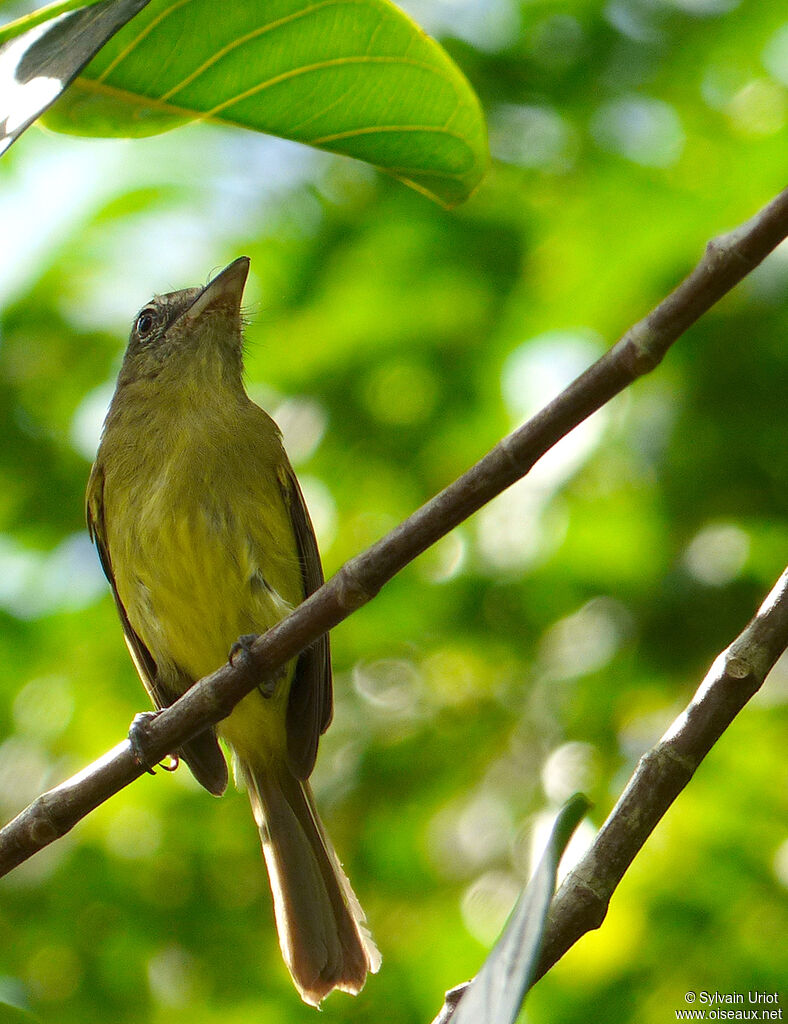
534;567;788;980
433;567;788;1021
1;186;787;878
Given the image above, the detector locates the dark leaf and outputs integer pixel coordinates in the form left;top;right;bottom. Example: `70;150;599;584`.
0;0;151;155
449;794;591;1024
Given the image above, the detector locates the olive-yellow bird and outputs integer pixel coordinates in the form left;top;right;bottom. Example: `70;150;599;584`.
86;257;379;1005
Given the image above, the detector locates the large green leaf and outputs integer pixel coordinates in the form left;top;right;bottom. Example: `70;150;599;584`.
44;0;488;206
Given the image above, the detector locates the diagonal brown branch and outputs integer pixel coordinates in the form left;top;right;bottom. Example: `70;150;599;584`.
432;566;788;1022
533;566;788;981
1;185;787;879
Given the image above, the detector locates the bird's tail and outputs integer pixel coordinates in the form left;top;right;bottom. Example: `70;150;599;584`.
241;760;380;1006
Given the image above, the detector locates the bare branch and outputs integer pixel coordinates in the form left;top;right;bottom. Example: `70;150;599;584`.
533;566;788;981
434;567;788;1021
1;186;787;878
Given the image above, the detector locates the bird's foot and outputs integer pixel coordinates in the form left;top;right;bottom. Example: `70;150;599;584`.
128;711;179;775
228;633;259;668
228;633;282;698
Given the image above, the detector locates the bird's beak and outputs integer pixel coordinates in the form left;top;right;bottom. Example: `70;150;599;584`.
184;256;250;321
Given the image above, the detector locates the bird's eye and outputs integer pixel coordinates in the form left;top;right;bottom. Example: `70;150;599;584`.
135;308;157;337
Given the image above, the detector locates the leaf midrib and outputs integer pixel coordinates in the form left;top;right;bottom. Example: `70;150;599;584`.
71;76;477;170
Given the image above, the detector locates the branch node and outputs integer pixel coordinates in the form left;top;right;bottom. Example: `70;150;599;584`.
29;794;62;846
706;229;756;270
336;561;376;611
498;432;536;476
644;739;697;780
617;321;664;376
563;870;613;911
723;653;754;682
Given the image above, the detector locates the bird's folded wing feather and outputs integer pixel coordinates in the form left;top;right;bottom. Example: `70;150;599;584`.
86;463;228;795
278;463;333;781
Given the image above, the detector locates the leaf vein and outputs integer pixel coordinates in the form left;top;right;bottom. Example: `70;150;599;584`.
308;123;470;146
160;0;367;102
204;56;458;119
96;0;194;84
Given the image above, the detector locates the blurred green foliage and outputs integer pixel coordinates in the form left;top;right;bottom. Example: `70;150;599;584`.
0;0;786;1022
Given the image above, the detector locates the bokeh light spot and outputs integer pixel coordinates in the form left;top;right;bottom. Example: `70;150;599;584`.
422;645;484;707
541;742;600;804
538;597;630;681
353;658;424;716
501;330;607;489
491;104;577;172
461;870;520;945
476;481;568;572
479;331;607;571
591;96;685;166
147;945;198;1008
273;395;328;464
297;475;337;551
0;533;106;619
763;23;788;87
502;330;603;424
419;530;467;584
773;838;788;889
398;0;519;51
727;78;787;137
70;382;114;459
683;522;750;586
660;0;739;14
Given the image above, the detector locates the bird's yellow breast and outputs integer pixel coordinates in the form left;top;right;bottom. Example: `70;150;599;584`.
100;394;304;765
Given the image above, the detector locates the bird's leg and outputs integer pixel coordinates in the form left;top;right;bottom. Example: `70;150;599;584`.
228;633;259;666
128;711;179;775
228;633;283;698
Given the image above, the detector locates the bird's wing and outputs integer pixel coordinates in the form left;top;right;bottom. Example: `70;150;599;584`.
277;463;333;780
86;463;228;795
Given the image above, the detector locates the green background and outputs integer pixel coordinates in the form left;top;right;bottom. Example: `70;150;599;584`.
0;0;786;1021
